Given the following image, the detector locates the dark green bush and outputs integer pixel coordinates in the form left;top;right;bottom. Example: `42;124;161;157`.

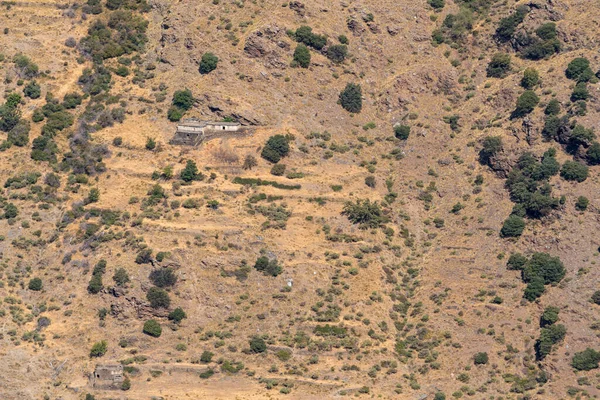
535;324;566;359
507;253;527;270
587;142;600;165
326;44;348;63
112;268;130;286
168;307;187;323
494;5;528;42
172;89;194;111
524;276;545;301
544;99;560;115
180;160;202;182
28;277;43;291
90;340;108;357
592;291;600;305
63;92;83;109
486;53;511;78
167;106;183;122
199;52;218;74
479;136;503;165
566;57;592;81
253;256;283;277
88;273;103;294
339;83;362;113
135;248;153;264
261;135;290;163
200;350;214;363
521;68;539;89
143;319;162;337
536;22;557;40
571;82;589;102
500;215;525;237
342;199;386;229
149;268;177;288
513;90;539;118
294;26;327;50
8;120;30;147
428;0;445;9
572;348;600;371
540;306;559;327
270;164;286;176
473;352;488;365
23;81;41;99
249;337;267;353
394;125;410;140
147;287;170;308
522;252;565;285
575;196;589;211
293;44;310;68
560;160;588;182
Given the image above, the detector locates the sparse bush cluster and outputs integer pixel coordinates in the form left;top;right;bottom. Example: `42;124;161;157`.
507;252;565;301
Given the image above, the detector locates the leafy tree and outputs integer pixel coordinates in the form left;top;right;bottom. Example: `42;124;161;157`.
523;252;565;285
112;268;130;286
135;248;153;264
180;160;201;182
339;83;362;113
479;136;503;165
253;256;283;277
494;6;528;42
513;90;539;118
571;82;589;102
23;81;41;99
172;89;194;111
149;267;177;288
572;348;600;371
8;120;30;147
544;99;560;115
88;273;103;294
586;142;600;165
200;350;214;363
143;319;162;337
199;52;218;74
147;287;171;308
592;290;600;305
249;337;267;353
486;53;511;78
0;96;22;132
428;0;445;9
28;278;43;291
535;324;566;359
394;125;410;140
294;26;327;50
507;253;527;270
575;196;589;211
90;340;108;357
501;215;525;237
293;44;311;68
261;135;290;163
167;106;183;122
521;68;539;89
524;276;545;301
566;57;592;81
270;164;286;176
342;199;386;229
560;160;588;182
327;44;348;63
168;307;187;323
434;393;446;400
473;352;488;365
540;306;559;327
536;22;557;40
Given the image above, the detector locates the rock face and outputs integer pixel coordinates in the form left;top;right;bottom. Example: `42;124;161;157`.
243;26;288;69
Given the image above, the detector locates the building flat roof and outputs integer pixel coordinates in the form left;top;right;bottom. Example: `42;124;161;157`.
178;119;241;128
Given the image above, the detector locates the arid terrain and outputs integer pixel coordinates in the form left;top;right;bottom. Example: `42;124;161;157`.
1;0;600;399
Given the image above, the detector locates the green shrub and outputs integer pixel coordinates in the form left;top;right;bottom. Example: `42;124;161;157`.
479;136;503;165
167;106;183;122
513;90;539;118
339;83;362;113
172;89;194;111
394;125;410;140
112;268;130;286
249;337;267;353
500;215;525;237
293;44;310;68
149;268;177;288
521;68;539;89
572;348;600;371
180;160;203;182
135;248;153;264
253;256;282;277
591;291;600;305
28;277;43;291
294;26;327;50
88;273;103;294
90;340;108;357
338;35;348;44
143;319;162;337
536;22;557;40
544;99;560;115
261;135;290;163
270;164;286;176
200;350;214;363
560;160;588;182
494;6;528;42
342;199;386;229
326;44;348;63
486;53;511;78
63;92;83;109
535;324;566;359
168;307;187;323
473;352;488;365
23;81;41;99
575;196;589;211
566;58;592;81
507;253;527;270
428;0;445;9
523;252;565;285
147;287;171;308
524;277;545;301
199;52;218;74
586;142;600;165
540;306;559;327
8;120;30;147
199;368;215;379
571;82;589;102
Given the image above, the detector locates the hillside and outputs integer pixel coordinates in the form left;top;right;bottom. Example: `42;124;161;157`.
1;0;600;399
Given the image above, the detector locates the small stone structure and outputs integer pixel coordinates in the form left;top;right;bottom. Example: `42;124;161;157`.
91;364;124;389
170;119;243;146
